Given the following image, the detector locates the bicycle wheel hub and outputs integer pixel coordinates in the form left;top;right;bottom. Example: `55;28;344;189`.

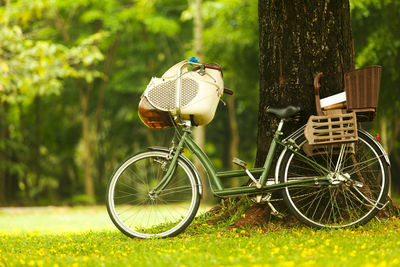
148;190;158;200
328;172;351;185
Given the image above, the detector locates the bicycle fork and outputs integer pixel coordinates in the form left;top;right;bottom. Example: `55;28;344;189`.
150;132;189;197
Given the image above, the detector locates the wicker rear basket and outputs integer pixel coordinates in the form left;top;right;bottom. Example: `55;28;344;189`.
305;110;358;145
345;65;381;121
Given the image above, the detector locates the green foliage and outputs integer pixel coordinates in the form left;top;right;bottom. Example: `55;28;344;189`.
351;0;400;114
200;0;259;163
351;0;400;189
0;0;261;204
0;26;65;103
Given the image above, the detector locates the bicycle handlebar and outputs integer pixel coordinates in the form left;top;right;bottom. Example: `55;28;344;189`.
223;88;233;95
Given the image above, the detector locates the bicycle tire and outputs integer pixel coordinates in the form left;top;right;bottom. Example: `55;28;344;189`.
279;130;389;228
106;149;201;238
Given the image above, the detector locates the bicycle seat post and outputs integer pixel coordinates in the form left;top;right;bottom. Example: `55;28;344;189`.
258;119;285;186
277;119;284;132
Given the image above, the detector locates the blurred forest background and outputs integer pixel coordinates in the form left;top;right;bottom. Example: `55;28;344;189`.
0;0;399;205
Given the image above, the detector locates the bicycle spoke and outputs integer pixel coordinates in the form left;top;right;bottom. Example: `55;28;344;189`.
107;150;200;238
281;131;388;228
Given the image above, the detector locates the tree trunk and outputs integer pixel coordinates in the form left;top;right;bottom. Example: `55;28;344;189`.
94;36;119;184
0;102;7;204
193;0;210;200
33;95;41;192
256;0;354;166
226;96;240;187
80;84;95;202
380;117;400;196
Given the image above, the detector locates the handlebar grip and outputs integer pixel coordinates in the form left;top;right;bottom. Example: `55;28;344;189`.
223;88;233;95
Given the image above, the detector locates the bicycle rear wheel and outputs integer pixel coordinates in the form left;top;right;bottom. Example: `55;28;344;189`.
106;149;200;238
279;130;389;228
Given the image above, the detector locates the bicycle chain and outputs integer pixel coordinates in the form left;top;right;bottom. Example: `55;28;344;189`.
252;188;326;203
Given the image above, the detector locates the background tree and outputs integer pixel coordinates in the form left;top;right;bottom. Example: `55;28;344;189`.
256;0;354;166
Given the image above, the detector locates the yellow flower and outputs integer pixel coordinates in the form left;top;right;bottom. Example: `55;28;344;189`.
304;260;316;266
271;247;280;255
391;259;399;265
282;261;294;267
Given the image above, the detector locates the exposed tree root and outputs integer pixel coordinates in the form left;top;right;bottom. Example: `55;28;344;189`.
190;193;400;233
204;198;239;222
206;202;241;225
227;203;270;229
379;197;400;218
191;198;243;228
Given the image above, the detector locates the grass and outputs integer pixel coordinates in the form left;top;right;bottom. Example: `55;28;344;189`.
1;206;400;266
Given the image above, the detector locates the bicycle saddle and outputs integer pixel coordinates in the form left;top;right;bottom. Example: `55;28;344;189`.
267;106;301;118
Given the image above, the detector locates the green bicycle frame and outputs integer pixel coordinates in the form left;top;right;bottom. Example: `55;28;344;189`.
155;120;330;198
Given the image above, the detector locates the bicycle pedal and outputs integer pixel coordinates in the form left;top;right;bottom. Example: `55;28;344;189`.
233;157;247;168
268;202;284;219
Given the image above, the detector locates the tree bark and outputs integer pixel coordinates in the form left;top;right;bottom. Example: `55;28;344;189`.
256;0;354;167
226;96;240;187
33;95;41;192
94;35;119;184
0;102;7;204
80;83;95;202
193;0;210;200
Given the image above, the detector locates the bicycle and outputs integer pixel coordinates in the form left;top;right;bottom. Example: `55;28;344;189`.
106;60;390;239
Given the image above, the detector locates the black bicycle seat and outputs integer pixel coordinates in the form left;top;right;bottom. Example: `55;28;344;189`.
267;106;301;118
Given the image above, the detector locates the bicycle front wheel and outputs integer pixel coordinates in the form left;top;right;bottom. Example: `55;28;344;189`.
106;149;201;238
279;130;389;228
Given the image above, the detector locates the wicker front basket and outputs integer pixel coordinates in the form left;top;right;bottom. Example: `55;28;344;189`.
345;65;381;121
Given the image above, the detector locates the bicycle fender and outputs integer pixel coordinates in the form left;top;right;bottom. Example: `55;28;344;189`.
147;146;203;196
274;126;391;184
358;129;390;166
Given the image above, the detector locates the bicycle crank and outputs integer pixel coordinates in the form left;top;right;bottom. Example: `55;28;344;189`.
249;182;284;219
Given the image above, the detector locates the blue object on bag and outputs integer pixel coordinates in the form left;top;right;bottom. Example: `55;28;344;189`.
189;57;200;65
